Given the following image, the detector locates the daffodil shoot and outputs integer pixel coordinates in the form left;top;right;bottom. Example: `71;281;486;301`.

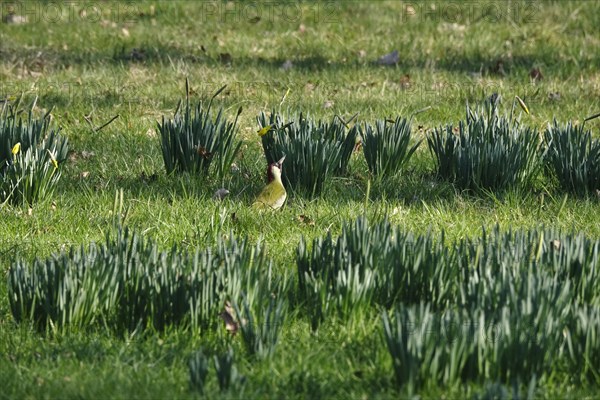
515;95;530;115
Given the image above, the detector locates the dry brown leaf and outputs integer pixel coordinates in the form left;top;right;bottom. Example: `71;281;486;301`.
130;48;145;62
140;172;157;183
439;22;466;33
529;67;543;82
219;53;232;65
219;301;247;335
81;150;95;159
220;302;239;335
548;92;561;101
405;5;416;17
399;74;411;89
491;59;506;76
195;146;213;160
3;14;28;24
298;214;315;226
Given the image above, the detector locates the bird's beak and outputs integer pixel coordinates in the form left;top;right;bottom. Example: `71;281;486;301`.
277;155;286;165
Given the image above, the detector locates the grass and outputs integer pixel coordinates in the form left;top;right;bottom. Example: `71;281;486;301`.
1;1;600;398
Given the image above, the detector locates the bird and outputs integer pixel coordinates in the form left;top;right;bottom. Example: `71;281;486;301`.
252;156;287;210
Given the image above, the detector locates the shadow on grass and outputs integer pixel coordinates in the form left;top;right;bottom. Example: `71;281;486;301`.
4;41;598;115
4;42;598;78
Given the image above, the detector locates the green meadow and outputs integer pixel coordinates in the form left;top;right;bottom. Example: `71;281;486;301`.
1;1;600;398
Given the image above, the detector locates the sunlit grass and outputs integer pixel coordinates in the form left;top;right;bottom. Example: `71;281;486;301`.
1;1;600;398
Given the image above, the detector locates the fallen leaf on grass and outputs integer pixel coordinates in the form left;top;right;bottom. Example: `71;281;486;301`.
529;67;543;82
69;150;95;162
129;48;146;62
219;303;238;335
3;14;28;24
213;188;230;201
376;50;399;66
140;172;158;183
100;19;117;28
219;301;247;335
491;59;506;76
219;53;232;66
195;146;213;160
439;22;466;33
468;71;483;79
298;214;315;226
399;74;411;89
548;92;561;101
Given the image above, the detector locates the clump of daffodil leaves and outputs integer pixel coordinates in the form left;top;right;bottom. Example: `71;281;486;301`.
1;98;68;206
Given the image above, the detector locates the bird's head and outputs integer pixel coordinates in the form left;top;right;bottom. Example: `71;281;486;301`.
266;155;285;183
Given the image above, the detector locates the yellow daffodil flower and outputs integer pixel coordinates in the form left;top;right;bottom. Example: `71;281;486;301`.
12;142;21;155
47;149;58;169
257;125;273;137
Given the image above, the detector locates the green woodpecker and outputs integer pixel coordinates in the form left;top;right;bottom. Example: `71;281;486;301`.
253;156;287;210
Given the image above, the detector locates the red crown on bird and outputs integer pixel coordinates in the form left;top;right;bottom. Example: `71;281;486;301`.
266;155;286;183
